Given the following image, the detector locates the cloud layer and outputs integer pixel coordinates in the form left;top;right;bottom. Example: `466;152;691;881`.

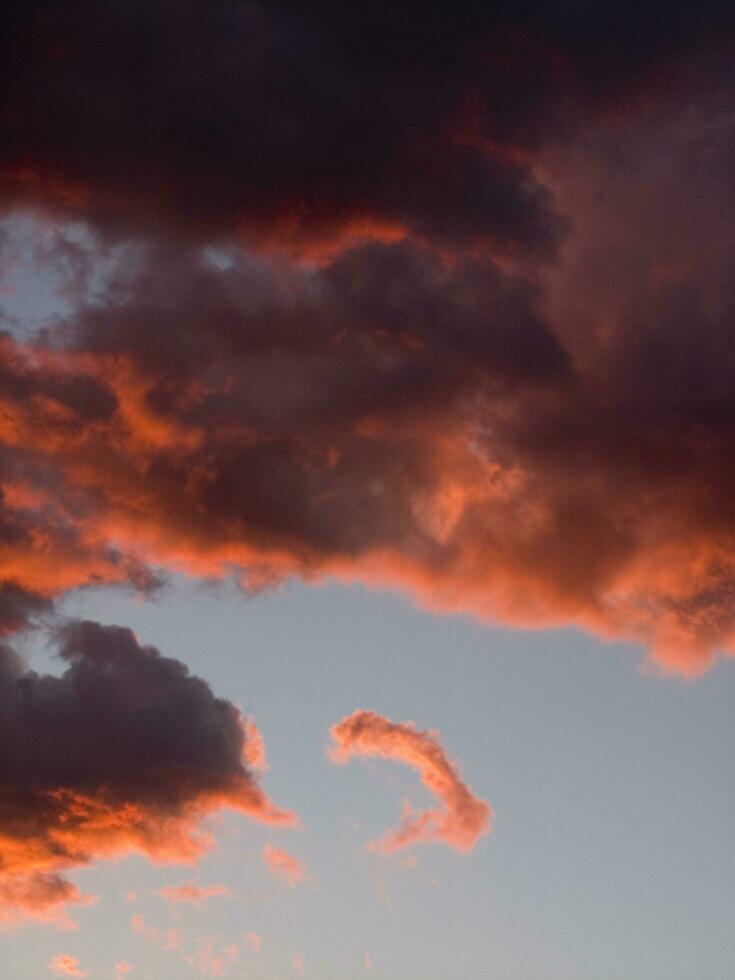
329;710;491;853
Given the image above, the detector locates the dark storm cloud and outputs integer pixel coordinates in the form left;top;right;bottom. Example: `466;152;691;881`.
0;581;51;635
0;620;295;924
5;1;730;254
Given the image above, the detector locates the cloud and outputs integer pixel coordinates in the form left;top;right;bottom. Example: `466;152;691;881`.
244;931;263;953
329;710;491;853
194;936;239;977
0;873;94;932
262;843;307;887
131;914;182;953
0;6;733;674
291;953;306;977
243;718;268;771
0;621;297;921
2;3;579;257
156;883;230;904
114;964;134;979
49;955;87;978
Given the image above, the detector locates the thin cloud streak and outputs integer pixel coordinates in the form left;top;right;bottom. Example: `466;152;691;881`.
156;883;230;904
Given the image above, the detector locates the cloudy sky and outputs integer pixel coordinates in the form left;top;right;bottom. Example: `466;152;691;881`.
1;3;734;978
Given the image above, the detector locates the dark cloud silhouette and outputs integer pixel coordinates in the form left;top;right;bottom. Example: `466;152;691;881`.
4;2;730;253
0;620;296;925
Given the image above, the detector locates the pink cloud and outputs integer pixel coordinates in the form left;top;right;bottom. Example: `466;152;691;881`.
245;931;263;953
329;710;491;853
195;936;239;977
262;843;307;886
243;717;268;771
131;913;182;953
49;954;87;977
156;883;230;904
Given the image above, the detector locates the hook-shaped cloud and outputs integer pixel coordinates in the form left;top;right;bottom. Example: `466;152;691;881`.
329;710;491;854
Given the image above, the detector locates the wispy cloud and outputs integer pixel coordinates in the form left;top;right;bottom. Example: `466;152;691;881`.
330;710;491;853
156;883;230;905
49;955;87;977
262;843;307;887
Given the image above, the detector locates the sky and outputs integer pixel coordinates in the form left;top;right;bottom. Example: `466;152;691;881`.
1;3;735;978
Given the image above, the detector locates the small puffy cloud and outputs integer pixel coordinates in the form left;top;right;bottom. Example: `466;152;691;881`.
244;931;263;953
49;954;87;977
195;936;239;977
262;843;306;886
131;913;182;953
0;874;95;932
329;710;491;853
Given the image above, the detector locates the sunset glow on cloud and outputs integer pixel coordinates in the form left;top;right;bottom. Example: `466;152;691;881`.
329;711;491;853
0;621;295;920
262;844;307;887
2;2;734;976
0;2;733;675
49;954;87;977
156;883;230;905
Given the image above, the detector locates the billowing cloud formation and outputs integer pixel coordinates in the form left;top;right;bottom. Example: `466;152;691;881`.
329;710;491;853
0;3;735;672
156;883;230;904
262;843;306;887
0;621;296;922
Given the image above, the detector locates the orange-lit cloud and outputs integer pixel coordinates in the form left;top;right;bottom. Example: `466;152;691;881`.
244;931;263;953
194;936;239;977
0;873;94;932
114;964;134;979
329;710;491;853
1;216;734;678
262;843;307;887
243;718;268;771
156;883;230;904
291;953;306;976
0;622;297;921
0;8;733;715
131;913;182;953
49;954;87;977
